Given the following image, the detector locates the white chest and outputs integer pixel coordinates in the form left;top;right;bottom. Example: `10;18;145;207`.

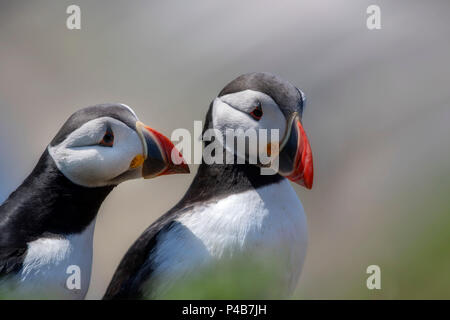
149;179;308;297
6;220;96;299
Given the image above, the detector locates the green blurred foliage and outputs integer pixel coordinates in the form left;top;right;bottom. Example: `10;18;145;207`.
146;255;293;300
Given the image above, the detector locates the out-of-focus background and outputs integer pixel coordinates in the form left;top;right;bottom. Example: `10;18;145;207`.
1;0;449;299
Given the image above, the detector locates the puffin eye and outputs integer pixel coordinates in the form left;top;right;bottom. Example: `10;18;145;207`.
250;102;263;121
99;128;114;147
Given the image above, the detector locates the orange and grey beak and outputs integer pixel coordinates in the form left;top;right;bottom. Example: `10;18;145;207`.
278;114;313;189
136;121;190;178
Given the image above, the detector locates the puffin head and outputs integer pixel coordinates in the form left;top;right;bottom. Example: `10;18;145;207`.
208;72;313;189
48;103;189;187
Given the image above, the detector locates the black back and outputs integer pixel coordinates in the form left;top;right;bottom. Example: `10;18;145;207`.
0;150;114;278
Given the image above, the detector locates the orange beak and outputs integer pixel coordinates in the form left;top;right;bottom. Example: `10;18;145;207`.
278;115;314;189
137;122;190;178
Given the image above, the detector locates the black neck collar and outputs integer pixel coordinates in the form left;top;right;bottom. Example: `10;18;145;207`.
180;162;283;207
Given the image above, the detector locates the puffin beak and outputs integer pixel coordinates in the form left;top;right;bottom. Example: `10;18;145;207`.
278;114;314;189
135;121;190;179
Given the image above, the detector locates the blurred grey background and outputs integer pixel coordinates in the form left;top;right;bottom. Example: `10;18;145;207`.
1;0;449;299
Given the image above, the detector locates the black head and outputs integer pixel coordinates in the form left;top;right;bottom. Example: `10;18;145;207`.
50;103;139;146
205;72;313;189
218;72;305;118
48;103;189;188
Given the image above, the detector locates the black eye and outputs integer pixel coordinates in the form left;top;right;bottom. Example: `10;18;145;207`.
250;102;263;121
99;128;114;147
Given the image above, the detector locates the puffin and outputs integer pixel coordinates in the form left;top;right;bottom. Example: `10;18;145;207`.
104;73;314;299
0;103;189;299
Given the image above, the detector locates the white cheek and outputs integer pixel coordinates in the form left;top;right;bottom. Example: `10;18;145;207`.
212;98;287;159
49;121;144;187
212;99;253;158
48;146;125;187
212;98;257;133
257;106;287;143
64;118;106;148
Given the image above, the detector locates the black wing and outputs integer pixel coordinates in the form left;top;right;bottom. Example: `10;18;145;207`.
0;246;27;280
0;204;28;281
103;205;191;300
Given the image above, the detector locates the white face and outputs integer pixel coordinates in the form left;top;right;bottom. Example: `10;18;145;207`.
48;117;145;187
212;89;287;162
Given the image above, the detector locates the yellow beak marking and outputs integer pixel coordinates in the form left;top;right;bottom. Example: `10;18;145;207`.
130;154;145;169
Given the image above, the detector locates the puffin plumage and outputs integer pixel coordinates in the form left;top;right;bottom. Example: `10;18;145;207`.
104;73;314;299
0;103;188;299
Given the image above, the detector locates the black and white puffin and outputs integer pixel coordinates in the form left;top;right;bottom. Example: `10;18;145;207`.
104;73;314;299
0;103;189;299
